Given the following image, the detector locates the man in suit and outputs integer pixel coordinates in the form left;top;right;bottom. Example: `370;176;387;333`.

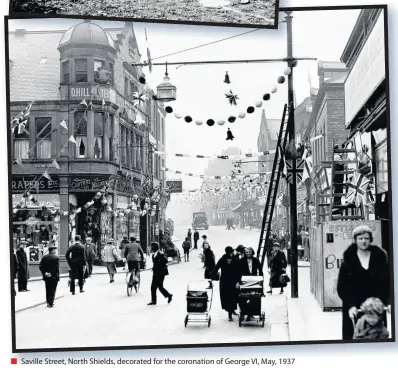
193;230;199;249
65;235;86;295
39;241;59;308
85;237;97;277
147;242;172;306
16;241;30;292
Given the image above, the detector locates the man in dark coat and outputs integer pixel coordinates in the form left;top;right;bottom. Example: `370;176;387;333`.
147;242;172;305
337;226;390;340
193;230;199;249
13;250;18;296
39;241;59;308
267;242;287;294
85;237;97;277
187;229;192;246
16;241;29;292
65;235;86;295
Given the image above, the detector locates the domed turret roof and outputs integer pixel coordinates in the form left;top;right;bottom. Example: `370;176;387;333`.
59;20;114;48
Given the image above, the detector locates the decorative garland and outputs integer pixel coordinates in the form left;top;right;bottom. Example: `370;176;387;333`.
164;68;292;126
162;167;271;179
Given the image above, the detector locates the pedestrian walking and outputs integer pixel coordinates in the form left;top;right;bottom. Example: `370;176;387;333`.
182;237;191;262
302;227;310;261
85;237;97;277
13;250;18;296
65;235;86;295
193;230;199;249
237;246;263;321
102;239;120;283
337;225;390;340
147;242;172;306
267;242;287;295
16;241;30;292
203;242;216;279
187;228;192;246
212;246;240;321
285;231;291;265
39;241;59;308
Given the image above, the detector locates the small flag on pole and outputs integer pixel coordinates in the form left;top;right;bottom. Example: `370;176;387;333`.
80;99;88;106
43;170;52;181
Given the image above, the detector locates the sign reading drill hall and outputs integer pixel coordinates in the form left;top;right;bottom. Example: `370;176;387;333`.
69;85;116;103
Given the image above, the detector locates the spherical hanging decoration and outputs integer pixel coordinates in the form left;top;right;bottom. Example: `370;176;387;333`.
228;116;236;123
263;93;271;101
292;60;298;67
217;120;226;126
271;86;277;93
238;112;246;119
284;67;291;76
165;106;173;113
174;113;182;119
277;76;286;84
255;101;263;108
185;116;193;123
247;106;255;114
139;76;146;84
206;119;215;126
195;120;203;126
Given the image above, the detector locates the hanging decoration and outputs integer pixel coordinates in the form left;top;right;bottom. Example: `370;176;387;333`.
224;71;231;84
185;116;192;123
195;120;204;126
132;91;149;106
277;76;286;84
10;101;35;133
165;106;173;113
206;119;215;126
217;120;225;126
154;148;279;159
226;128;235;141
162;166;270;179
247;106;255;114
228;116;236;123
225;90;239;106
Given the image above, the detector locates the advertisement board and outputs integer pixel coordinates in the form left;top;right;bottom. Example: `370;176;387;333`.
321;220;381;309
166;180;183;193
345;14;385;126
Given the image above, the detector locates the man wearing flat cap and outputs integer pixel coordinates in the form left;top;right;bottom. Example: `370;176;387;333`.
65;235;86;295
39;241;59;308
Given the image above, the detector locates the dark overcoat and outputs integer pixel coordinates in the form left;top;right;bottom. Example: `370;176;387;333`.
268;250;287;288
16;248;29;281
337;244;390;340
212;254;239;312
203;248;216;279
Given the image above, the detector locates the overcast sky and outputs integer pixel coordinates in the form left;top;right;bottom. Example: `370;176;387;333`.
9;9;361;198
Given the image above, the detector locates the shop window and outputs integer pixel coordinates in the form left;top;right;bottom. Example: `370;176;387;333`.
61;60;70;84
94;112;104;159
36;117;52;159
13;119;30;159
75;59;88;83
75;111;88;158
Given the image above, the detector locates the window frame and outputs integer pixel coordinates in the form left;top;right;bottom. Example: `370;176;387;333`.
75;58;88;83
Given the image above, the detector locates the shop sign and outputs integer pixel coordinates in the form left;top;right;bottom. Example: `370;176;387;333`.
69;85;117;104
70;176;110;191
12;176;59;191
166;180;182;193
116;196;129;209
345;14;385;126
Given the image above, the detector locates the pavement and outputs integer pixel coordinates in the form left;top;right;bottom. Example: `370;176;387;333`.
13;226;391;350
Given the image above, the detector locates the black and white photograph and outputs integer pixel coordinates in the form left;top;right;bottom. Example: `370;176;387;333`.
10;0;279;29
7;6;394;352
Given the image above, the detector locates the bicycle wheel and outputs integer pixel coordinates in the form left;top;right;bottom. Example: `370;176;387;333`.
126;272;133;297
135;273;140;293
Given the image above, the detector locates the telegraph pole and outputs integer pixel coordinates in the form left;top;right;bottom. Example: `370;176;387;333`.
285;11;299;298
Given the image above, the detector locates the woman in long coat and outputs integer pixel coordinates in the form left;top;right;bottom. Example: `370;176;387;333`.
267;242;287;294
212;246;240;321
337;225;390;340
16;241;30;292
203;243;216;279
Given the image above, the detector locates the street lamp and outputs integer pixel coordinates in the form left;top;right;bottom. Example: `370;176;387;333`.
156;62;177;102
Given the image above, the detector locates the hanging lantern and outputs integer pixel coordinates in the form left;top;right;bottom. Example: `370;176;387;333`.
156;63;177;102
217;120;225;126
206;119;215;126
238;112;246;119
277;76;286;84
255;101;263;108
195;120;203;126
165;106;173;113
263;93;271;101
134;114;145;125
284;67;291;75
174;113;182;119
271;86;277;93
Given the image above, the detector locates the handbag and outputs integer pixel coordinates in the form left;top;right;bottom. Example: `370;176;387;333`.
279;273;290;287
115;259;126;268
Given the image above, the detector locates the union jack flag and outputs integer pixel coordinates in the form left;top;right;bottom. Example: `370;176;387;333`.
344;172;371;206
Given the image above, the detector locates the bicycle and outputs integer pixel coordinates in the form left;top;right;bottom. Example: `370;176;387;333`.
125;263;141;296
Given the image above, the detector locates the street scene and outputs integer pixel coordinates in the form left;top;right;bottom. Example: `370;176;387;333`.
8;7;393;351
10;0;277;28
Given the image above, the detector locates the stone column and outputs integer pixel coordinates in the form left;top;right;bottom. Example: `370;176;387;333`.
58;175;70;274
87;111;94;159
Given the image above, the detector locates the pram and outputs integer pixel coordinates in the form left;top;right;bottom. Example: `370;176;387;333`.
237;276;265;327
184;280;213;327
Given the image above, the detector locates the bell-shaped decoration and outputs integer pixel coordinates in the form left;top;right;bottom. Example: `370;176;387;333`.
174;113;182;119
284;67;291;75
255;101;263;108
195;120;203;126
217;120;225;126
134;113;145;125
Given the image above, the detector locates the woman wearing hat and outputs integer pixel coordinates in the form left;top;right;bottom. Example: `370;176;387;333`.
39;241;59;308
337;225;390;340
267;242;287;295
16;241;30;292
212;246;240;321
102;239;121;283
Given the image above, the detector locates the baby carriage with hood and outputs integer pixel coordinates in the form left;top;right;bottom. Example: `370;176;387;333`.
237;276;265;327
184;280;213;327
351;297;390;339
